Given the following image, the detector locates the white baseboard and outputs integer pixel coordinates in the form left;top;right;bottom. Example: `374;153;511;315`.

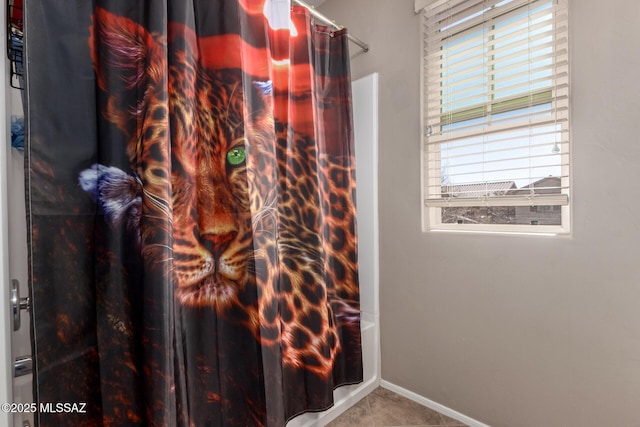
379;380;491;427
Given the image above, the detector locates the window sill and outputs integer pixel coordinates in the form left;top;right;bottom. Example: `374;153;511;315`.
426;224;571;237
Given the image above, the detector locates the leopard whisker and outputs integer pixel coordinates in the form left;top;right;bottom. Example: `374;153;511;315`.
145;243;174;252
278;244;324;270
142;188;172;218
251;190;278;229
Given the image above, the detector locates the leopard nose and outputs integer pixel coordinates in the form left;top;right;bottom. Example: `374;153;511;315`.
200;221;238;257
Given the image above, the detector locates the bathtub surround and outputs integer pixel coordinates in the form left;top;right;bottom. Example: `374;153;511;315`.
319;0;640;425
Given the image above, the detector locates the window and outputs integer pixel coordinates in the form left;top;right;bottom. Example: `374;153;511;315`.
422;0;569;234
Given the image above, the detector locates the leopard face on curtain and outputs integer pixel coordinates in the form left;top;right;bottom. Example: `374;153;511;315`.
26;1;361;426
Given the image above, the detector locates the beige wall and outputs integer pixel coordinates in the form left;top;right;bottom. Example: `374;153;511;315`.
319;0;640;425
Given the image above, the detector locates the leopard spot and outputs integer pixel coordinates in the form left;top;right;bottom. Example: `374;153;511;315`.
144;127;155;142
152;168;167;179
289;189;300;203
302;211;317;230
330;256;346;281
153;107;166;120
261;326;280;341
283;258;298;272
291;159;302;175
291;327;310;349
300;354;321;367
281;300;294;322
303;309;323;335
301;284;320;306
149;143;166;163
331;228;346;251
327;331;336;349
254;258;269;283
302;271;315;286
295;136;312;152
320;344;331;358
263;297;278;323
238;282;259;307
324;275;335;292
330;206;345;220
298;182;310;199
305;178;315;196
330;168;348;188
338;290;351;299
280;275;293;293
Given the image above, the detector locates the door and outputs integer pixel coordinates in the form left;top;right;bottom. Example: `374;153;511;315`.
6;110;32;427
2;3;33;425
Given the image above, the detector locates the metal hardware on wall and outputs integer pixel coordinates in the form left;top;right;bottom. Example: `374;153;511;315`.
292;0;369;53
11;279;30;331
6;0;24;89
14;355;31;377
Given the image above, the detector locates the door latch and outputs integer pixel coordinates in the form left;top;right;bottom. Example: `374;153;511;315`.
11;279;30;331
14;355;32;378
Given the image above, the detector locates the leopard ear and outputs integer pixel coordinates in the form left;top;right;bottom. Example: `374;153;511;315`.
253;81;273;97
246;80;275;142
79;164;142;247
89;7;166;92
247;80;274;120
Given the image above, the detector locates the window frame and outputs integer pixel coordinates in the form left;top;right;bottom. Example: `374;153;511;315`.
421;0;571;236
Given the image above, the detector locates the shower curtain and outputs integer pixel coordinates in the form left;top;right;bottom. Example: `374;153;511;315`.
25;1;362;425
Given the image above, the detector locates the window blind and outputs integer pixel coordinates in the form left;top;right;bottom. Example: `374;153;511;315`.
423;0;569;209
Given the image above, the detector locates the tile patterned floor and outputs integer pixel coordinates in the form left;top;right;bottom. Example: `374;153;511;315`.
327;387;469;427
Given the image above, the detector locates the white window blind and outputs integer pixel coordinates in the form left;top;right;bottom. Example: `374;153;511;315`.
423;0;569;226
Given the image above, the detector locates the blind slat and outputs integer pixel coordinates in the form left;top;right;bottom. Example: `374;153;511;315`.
426;109;569;143
425;3;560;45
425;0;564;40
431;141;570;163
424;194;569;208
426;24;562;72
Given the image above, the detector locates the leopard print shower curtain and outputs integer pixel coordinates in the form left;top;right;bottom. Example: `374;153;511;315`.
25;1;362;425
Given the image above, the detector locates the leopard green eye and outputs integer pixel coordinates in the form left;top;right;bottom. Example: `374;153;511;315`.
226;147;246;166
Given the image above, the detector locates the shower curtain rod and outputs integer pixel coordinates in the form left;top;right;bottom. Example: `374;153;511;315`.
292;0;370;53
